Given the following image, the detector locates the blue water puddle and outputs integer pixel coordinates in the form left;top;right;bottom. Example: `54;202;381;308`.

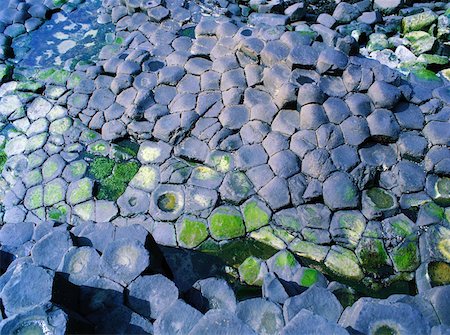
11;0;114;71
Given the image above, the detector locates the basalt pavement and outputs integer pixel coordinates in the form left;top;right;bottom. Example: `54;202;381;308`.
0;0;449;334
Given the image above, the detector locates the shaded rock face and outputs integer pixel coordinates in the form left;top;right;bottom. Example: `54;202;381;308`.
0;0;449;333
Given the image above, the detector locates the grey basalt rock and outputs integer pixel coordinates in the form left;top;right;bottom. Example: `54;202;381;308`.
323;172;359;210
339;297;430;335
1;263;54;316
282;309;349;335
193;277;237;313
154;299;203;335
128;274;179;319
31;230;72;271
236;298;285;335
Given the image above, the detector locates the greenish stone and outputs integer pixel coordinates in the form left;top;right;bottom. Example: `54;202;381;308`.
73;201;95;221
428;262;450;286
208;151;233;173
44;179;65;207
89;157;114;180
410;68;442;83
391;237;420;272
209;207;245;240
324;246;364;280
417;54;449;66
68;160;87;179
389;216;415;238
299;268;320;287
24;169;42;187
37;68;56;81
68;178;93;205
356;238;390;272
26;133;48;152
42;160;60;181
274;250;297;268
250;227;287;250
405;31;436;55
16;81;43;92
129;165;159;192
367;188;394;209
435;177;450;206
242;200;270;232
191;166;222;183
25;186;44;210
238;256;263;285
367;33;389;52
88;141;109;156
290;239;329;262
49;117;72;135
48;204;68;222
177;217;209;248
402;11;438;33
0;64;12;83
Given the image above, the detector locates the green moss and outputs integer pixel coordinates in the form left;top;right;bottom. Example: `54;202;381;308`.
112;161;139;183
44;181;65;207
37;68;56;81
178;218;209;248
423;202;445;220
238;256;262;285
115;37;123;45
290;239;329;262
274;251;297;268
392;238;420;272
53;0;68;6
16;81;43;92
243;201;270;232
367;188;394;209
89;157;115;180
411;69;441;82
250;227;287;250
96;178;127;201
324;246;364;281
344;185;357;202
300;268;320;287
209;207;245;240
428;262;450;286
42;161;59;180
0;149;7;172
69;161;87;179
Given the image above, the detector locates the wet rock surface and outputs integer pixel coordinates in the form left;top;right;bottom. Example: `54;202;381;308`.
0;0;449;333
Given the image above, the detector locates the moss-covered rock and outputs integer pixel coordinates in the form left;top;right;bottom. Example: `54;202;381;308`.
356;237;390;272
290;239;330;262
428;262;450;286
391;236;420;272
238;256;266;285
250;226;287;250
405;31;436;55
324;246;364;280
44;178;66;207
209;206;245;240
362;188;398;219
177;216;209;249
241;198;271;232
67;178;93;205
402;11;438;33
89;157;115;180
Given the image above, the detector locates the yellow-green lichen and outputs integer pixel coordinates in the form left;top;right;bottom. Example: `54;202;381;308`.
238;256;262;285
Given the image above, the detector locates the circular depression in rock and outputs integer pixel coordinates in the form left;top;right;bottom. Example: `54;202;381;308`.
157;192;178;212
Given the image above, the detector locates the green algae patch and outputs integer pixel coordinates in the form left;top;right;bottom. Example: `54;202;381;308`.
367;188;394;209
391;237;420;272
290;239;329;262
274;250;297;268
242;201;270;232
209;207;245;240
428;262;450;286
299;268;320;287
177;217;209;248
238;256;264;285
